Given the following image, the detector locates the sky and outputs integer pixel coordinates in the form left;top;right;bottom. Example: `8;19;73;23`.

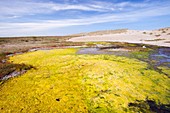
0;0;170;37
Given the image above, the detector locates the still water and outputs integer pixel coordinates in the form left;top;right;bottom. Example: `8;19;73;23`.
77;47;170;68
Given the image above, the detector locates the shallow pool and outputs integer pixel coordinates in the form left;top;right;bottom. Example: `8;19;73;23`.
150;48;170;67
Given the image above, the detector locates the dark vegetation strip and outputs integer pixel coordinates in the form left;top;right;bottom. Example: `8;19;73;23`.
128;99;170;113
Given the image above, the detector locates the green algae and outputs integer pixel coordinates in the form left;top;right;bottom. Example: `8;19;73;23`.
0;48;169;112
158;66;170;77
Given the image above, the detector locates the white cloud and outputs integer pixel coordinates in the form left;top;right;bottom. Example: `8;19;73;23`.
0;0;170;36
0;0;150;18
0;3;170;36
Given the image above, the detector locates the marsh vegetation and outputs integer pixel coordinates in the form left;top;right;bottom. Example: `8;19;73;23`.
0;37;170;112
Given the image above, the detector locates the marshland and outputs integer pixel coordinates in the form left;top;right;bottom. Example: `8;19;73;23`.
0;32;170;112
1;0;170;112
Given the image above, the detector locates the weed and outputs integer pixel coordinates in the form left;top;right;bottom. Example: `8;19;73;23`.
162;31;166;33
155;34;161;37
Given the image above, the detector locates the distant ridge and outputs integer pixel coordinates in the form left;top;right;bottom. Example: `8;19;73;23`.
69;29;128;37
69;27;170;37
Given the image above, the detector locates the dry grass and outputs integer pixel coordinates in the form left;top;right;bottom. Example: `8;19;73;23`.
0;36;84;53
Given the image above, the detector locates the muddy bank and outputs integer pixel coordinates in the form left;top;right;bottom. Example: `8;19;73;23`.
1;70;26;81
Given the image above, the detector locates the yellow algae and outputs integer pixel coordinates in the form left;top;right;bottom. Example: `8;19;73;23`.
0;48;170;112
158;66;170;77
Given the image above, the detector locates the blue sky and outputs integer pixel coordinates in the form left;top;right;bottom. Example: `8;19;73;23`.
0;0;170;37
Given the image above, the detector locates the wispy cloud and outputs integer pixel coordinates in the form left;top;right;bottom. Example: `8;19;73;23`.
0;0;170;36
1;2;170;36
0;0;150;18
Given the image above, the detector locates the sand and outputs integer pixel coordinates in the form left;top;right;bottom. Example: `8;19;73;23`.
68;28;170;47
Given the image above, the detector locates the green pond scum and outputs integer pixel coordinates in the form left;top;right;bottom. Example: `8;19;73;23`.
0;48;170;113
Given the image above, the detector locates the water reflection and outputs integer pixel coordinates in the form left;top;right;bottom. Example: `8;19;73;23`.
77;47;170;68
150;48;170;67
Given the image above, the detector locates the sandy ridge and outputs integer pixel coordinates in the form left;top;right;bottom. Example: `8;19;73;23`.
68;28;170;47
